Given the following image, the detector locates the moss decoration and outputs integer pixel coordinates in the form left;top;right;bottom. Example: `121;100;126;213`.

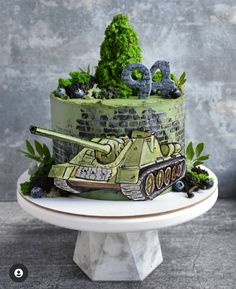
58;71;91;89
95;14;142;98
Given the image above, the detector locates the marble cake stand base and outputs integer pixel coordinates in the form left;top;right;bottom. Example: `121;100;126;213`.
17;167;218;281
73;230;162;281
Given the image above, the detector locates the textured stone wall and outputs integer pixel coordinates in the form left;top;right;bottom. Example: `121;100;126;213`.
0;0;236;199
52;96;184;163
53;104;184;163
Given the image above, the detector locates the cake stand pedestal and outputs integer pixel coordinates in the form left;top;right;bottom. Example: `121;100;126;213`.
17;168;218;281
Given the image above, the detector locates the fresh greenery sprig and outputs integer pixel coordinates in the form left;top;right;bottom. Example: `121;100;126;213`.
186;142;209;171
79;64;92;76
171;72;186;93
20;139;53;165
20;140;54;195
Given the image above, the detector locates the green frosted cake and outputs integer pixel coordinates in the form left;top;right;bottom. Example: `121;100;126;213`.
46;14;186;200
20;14;214;201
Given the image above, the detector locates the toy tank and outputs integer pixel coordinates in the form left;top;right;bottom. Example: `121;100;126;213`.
30;126;186;200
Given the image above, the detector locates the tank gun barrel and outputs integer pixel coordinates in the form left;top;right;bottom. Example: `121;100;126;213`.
30;126;111;155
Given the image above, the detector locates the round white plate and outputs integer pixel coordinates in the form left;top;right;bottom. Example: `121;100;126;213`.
17;168;218;232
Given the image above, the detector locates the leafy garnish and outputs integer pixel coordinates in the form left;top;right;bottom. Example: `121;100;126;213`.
186;141;194;161
21;139;53;165
26;140;35;155
171;72;186;93
186;142;209;171
19;140;55;196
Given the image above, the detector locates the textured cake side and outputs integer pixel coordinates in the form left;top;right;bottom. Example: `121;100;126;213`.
50;94;185;164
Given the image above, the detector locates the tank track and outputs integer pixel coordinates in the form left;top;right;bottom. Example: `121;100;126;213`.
54;178;81;194
121;156;186;201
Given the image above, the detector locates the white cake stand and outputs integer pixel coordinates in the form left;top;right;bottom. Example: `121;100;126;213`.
17;168;218;281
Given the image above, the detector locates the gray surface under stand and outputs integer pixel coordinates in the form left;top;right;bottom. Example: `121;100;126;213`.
0;200;235;288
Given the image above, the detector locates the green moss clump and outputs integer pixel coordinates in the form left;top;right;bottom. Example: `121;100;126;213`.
69;71;90;85
58;78;72;89
95;14;142;98
58;71;91;89
152;71;162;83
191;171;209;182
20;181;31;195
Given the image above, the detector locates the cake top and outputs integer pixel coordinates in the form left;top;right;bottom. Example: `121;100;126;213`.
53;13;186;101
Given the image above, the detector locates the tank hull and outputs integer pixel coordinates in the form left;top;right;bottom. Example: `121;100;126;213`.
53;156;186;201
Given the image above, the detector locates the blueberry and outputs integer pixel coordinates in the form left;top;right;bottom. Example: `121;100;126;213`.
55;88;66;97
203;179;214;189
172;180;185;192
170;89;181;98
31;187;44;198
73;89;84;98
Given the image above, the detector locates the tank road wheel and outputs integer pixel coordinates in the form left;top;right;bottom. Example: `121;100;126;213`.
144;173;155;197
156;169;164;190
176;163;182;177
121;157;186;201
164;167;172;186
171;165;177;181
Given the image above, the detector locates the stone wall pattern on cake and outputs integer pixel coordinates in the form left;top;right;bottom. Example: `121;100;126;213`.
52;101;185;163
0;0;235;199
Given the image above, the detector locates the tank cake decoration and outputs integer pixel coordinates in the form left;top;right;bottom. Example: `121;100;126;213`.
19;13;214;200
28;126;186;201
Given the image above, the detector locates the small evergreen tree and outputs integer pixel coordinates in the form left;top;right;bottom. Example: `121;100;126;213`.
95;14;142;98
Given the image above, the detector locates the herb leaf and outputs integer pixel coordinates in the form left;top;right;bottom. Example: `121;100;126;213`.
192;161;204;167
196;143;204;157
186;142;194;161
35;140;44;156
26;140;35;155
197;155;209;161
43;144;51;160
179;72;186;85
170;73;178;84
24;152;42;162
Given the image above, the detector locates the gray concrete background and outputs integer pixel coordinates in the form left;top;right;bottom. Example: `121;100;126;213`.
0;0;236;200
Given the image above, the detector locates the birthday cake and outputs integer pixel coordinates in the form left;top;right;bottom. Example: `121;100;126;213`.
20;14;213;201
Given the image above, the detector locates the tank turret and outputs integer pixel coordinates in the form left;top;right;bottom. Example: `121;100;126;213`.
30;126;186;200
